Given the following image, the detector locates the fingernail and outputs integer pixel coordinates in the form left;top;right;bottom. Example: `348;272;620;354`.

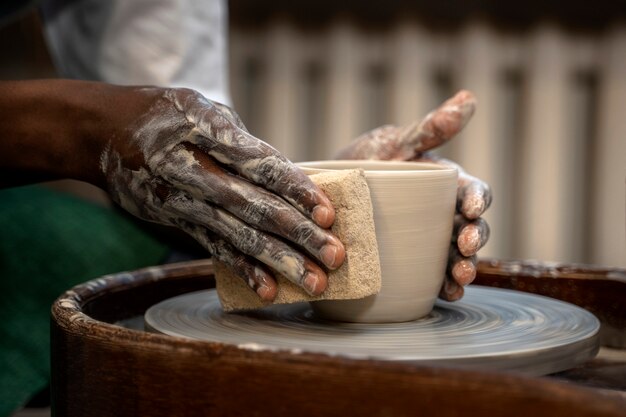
444;280;464;301
463;197;484;220
303;272;321;296
459;228;479;257
320;244;339;268
452;261;476;286
312;205;333;228
467;228;480;252
256;285;272;301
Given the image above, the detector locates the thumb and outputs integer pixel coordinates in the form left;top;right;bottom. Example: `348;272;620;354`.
398;90;476;156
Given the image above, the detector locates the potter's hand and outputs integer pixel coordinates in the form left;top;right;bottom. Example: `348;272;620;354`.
335;90;491;301
101;87;345;300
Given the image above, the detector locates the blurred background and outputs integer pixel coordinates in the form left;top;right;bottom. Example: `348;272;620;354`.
1;0;625;268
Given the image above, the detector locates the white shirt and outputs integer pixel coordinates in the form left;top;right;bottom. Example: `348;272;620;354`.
41;0;231;105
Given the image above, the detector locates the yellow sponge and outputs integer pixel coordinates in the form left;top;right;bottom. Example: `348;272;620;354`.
215;168;381;312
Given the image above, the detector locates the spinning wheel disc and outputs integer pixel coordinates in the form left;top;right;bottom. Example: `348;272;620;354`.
145;286;599;376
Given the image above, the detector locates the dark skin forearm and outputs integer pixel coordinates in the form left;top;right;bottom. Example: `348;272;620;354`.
0;79;345;299
0;79;150;188
1;80;487;303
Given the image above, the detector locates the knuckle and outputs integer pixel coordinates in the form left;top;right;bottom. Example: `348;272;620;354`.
232;255;252;274
255;156;290;185
241;199;276;226
233;227;265;255
288;222;316;246
212;239;235;262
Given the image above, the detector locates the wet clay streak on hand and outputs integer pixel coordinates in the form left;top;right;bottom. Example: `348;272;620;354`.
100;87;345;298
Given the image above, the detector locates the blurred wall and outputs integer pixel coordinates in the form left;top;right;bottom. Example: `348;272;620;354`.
1;2;624;268
228;1;626;268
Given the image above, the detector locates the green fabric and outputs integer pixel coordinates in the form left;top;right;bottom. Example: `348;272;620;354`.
0;185;168;416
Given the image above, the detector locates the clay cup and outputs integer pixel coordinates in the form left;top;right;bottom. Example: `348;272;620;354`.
298;160;457;323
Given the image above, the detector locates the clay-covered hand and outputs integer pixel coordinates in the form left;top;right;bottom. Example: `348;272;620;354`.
100;87;345;300
335;90;491;301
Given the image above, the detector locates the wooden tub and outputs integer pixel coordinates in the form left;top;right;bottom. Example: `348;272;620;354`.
51;259;625;417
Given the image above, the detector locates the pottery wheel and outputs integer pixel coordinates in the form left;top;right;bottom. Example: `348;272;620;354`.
145;286;600;376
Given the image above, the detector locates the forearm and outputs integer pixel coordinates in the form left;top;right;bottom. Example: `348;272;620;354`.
0;80;142;188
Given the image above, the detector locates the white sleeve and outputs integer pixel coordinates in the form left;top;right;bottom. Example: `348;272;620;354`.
41;0;231;105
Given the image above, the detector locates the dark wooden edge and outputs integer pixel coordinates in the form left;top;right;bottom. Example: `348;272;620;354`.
477;258;626;283
476;259;626;347
51;259;626;417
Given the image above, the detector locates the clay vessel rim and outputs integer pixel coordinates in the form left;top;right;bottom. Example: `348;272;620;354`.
297;160;457;177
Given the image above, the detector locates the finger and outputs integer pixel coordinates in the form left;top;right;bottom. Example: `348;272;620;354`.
458;172;492;220
439;244;475;301
334;124;404;160
397;89;476;156
455;217;490;257
187;113;336;228
447;245;477;287
178;221;278;301
439;275;465;301
211;101;249;133
164;190;328;296
413;154;492;220
163;144;345;270
335;90;476;161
